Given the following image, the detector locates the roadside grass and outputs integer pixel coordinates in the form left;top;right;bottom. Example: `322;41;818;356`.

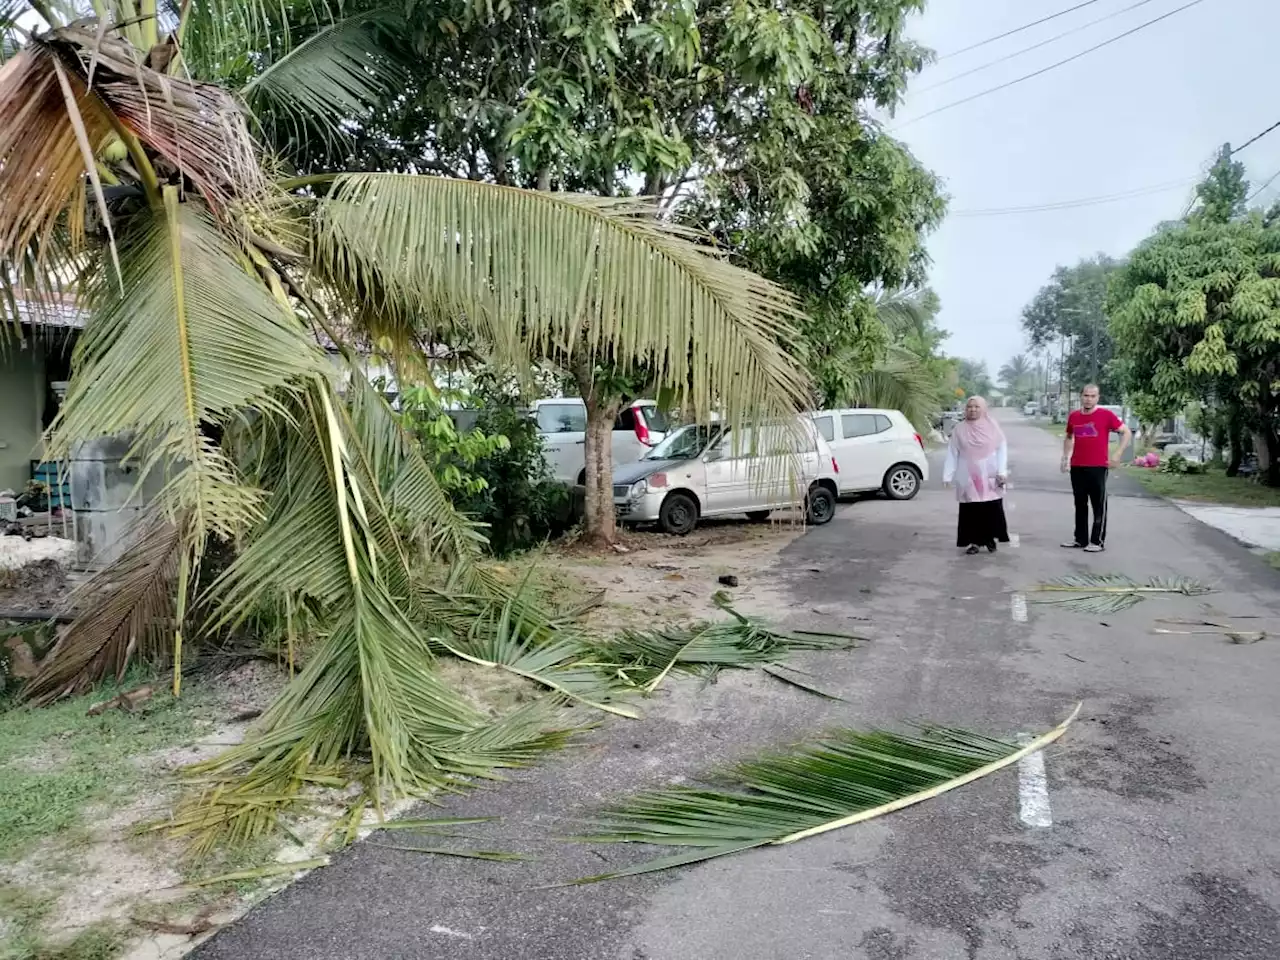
1127;466;1280;508
0;676;207;864
0;882;126;960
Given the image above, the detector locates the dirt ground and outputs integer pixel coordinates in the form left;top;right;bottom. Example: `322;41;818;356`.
539;518;806;630
1;520;806;960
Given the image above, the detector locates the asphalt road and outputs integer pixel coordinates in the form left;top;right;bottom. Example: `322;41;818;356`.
192;412;1280;959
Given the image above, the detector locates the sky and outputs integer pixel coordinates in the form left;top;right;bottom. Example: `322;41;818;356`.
893;0;1280;377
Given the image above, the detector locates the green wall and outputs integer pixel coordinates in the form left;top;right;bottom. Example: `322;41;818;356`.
0;344;45;493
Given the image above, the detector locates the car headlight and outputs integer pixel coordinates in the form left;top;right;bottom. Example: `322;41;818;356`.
629;479;648;499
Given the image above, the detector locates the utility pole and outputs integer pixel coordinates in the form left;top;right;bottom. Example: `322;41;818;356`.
1090;307;1099;384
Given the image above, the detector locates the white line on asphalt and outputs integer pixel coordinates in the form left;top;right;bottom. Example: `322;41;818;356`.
1011;593;1028;622
430;926;475;940
1016;734;1053;828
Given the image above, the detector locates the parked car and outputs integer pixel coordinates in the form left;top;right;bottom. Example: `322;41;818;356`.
809;408;929;500
534;398;668;485
611;419;839;535
1023;402;1037;417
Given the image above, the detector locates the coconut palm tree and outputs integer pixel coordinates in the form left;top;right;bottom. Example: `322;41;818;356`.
0;0;808;847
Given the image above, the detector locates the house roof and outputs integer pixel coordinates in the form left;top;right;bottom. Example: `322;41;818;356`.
7;293;86;330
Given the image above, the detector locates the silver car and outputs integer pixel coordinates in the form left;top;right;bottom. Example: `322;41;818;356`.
612;419;841;535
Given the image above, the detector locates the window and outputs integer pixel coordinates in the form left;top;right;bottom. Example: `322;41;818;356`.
875;414;893;434
841;413;886;438
615;407;637;431
638;405;670;432
536;403;587;433
814;416;835;442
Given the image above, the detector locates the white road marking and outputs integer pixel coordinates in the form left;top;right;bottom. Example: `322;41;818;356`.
430;926;475;939
1011;593;1028;622
1016;734;1053;828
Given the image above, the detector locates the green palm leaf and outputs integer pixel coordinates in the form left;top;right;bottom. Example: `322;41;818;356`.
572;705;1081;883
50;190;326;546
588;600;862;694
310;175;811;429
1031;574;1213;614
240;13;405;151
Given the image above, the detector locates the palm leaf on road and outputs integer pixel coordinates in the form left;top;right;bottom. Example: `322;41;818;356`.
572;705;1081;883
1032;574;1212;614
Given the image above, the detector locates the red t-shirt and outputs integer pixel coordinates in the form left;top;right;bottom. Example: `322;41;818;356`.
1067;408;1123;467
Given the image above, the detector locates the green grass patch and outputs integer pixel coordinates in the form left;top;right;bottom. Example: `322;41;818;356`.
1127;466;1280;508
0;678;208;862
0;883;127;960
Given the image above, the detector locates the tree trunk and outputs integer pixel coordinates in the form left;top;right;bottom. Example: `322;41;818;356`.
1253;430;1270;474
571;360;621;546
1226;420;1243;476
1265;427;1280;487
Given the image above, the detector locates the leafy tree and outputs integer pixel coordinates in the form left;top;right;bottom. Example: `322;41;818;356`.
834;289;954;430
0;0;807;846
956;359;993;399
1021;255;1121;399
1110;146;1280;483
312;0;944;543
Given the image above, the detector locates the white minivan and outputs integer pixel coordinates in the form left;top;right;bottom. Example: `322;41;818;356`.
534;398;668;485
810;408;929;500
612;418;840;534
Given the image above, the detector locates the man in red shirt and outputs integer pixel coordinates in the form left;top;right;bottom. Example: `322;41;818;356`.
1061;384;1132;552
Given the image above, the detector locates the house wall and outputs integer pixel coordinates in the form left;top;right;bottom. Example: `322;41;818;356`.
0;343;45;493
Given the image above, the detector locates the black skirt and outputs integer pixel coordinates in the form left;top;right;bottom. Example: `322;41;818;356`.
956;499;1010;547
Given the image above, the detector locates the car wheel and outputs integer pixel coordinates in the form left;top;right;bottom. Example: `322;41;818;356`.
806;486;836;525
659;492;699;535
883;464;921;501
745;510;772;522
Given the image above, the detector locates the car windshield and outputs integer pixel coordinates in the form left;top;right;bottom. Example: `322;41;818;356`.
645;424;717;460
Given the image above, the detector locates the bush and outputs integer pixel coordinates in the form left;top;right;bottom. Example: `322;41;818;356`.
398;386;569;556
1159;452;1206;476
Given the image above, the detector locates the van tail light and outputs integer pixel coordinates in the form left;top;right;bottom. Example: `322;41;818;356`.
633;408;652;446
913;432;924;449
831;458;839;474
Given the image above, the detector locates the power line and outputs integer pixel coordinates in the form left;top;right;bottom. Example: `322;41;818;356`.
1247;169;1280;204
951;117;1280;219
895;0;1210;129
937;0;1107;61
1232;120;1280;156
917;0;1161;95
951;180;1194;217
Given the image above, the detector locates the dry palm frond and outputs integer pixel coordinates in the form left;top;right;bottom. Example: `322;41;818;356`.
572;705;1081;883
23;511;183;705
1031;574;1212;614
311;175;811;430
43;24;267;214
0;47;112;277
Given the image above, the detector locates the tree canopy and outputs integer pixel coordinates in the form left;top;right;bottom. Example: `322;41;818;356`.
1109;145;1280;481
1020;254;1120;399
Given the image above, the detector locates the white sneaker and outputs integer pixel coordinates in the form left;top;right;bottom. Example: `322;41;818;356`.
1083;543;1105;553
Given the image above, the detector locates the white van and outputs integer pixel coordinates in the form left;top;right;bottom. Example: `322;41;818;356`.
534;398;668;485
612;418;840;534
810;408;929;500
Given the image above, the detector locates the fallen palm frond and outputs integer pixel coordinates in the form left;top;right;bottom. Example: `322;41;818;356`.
571;704;1081;883
1030;574;1212;614
23;511;184;705
587;595;863;694
190;858;330;887
1151;617;1266;644
364;842;529;862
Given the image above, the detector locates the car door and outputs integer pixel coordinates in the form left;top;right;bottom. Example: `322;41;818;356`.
702;426;753;513
536;401;588;483
835;412;891;491
812;414;844;493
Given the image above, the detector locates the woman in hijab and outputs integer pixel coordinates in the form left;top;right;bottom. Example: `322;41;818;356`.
943;396;1010;554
